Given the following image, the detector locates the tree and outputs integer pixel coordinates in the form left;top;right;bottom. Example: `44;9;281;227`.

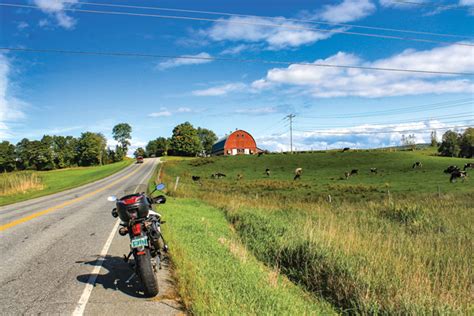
169;122;202;156
52;136;78;168
112;123;132;159
115;145;125;162
438;130;461;157
37;135;56;170
134;147;146;158
197;127;218;155
77;132;107;166
401;134;416;150
0;141;16;172
430;130;438;147
459;127;474;158
16;138;32;170
146;137;169;157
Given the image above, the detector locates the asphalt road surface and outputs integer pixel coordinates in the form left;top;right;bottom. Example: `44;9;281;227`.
0;158;183;315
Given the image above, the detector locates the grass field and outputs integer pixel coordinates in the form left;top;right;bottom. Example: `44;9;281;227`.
161;149;473;314
0;159;133;206
161;198;335;315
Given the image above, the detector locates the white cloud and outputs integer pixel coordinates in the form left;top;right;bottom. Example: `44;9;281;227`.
459;0;474;14
235;106;278;115
148;106;196;117
252;43;474;98
201;16;337;50
192;82;247;96
17;21;29;30
257;120;471;151
317;0;376;23
34;0;78;29
0;54;26;140
148;111;172;117
220;44;259;55
177;107;192;113
156;52;212;70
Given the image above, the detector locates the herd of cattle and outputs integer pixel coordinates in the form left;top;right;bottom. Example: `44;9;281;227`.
191;162;472;183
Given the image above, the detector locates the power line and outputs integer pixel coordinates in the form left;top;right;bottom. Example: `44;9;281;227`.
2;47;473;76
296;113;474;128
296;117;474;131
53;0;474;40
293;124;472;135
298;99;473;119
390;0;464;10
1;3;473;47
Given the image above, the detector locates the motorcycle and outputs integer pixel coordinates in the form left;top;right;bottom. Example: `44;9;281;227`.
107;183;167;297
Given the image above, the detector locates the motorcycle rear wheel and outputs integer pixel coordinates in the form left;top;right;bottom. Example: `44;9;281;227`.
136;249;159;297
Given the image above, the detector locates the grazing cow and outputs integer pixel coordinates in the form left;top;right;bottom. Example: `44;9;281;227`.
258;152;264;157
265;168;271;177
192;176;201;181
412;161;423;169
237;173;243;180
450;170;467;183
294;168;303;180
370;168;378;174
464;163;474;171
342;147;350;152
444;165;460;174
350;169;359;176
211;173;226;179
344;172;351;180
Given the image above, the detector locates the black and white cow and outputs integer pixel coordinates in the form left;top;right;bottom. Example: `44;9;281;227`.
450;170;467;183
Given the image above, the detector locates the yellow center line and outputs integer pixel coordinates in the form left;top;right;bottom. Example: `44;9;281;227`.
0;162;146;232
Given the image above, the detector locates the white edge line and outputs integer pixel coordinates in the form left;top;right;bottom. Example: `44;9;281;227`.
72;158;159;316
72;219;120;316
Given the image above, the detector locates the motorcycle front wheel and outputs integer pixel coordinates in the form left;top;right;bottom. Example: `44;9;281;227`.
135;248;159;297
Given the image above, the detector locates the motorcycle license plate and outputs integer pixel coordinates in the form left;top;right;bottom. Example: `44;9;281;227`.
131;236;148;248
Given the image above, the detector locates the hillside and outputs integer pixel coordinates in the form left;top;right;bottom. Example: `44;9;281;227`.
161;149;473;314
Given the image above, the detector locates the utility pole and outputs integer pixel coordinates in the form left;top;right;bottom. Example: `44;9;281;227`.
286;114;296;153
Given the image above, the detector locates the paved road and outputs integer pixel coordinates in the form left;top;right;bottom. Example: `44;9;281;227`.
0;158;183;315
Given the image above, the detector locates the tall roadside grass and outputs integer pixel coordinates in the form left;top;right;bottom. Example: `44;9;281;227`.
0;159;133;206
161;154;474;314
162;198;336;315
0;172;43;196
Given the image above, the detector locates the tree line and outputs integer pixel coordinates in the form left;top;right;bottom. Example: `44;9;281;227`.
437;127;473;158
135;122;217;158
0;123;132;172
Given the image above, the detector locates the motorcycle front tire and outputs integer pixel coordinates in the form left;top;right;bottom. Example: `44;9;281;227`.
136;248;159;297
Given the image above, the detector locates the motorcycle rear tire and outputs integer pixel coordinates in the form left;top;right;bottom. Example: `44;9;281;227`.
136;249;159;297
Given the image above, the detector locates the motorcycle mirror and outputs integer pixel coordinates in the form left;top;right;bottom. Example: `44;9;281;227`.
155;183;166;191
154;195;167;204
111;208;119;218
107;195;117;202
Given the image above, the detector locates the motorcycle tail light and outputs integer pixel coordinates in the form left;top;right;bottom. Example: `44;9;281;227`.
122;196;142;205
132;223;142;236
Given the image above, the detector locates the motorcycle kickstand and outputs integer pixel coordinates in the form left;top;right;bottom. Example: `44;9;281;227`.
125;272;136;284
123;251;132;263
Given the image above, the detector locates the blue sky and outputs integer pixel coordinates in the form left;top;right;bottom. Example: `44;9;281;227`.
0;0;473;153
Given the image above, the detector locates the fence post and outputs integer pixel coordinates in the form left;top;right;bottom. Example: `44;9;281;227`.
387;189;391;204
328;194;332;203
174;176;180;191
437;185;441;198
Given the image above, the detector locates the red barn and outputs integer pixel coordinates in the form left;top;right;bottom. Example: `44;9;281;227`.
211;130;258;156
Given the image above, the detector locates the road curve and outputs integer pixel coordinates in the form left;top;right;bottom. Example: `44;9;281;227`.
0;158;182;315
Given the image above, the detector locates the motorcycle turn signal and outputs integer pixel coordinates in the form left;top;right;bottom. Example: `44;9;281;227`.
119;227;128;236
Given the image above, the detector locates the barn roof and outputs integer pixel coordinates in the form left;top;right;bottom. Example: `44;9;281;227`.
212;135;229;153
